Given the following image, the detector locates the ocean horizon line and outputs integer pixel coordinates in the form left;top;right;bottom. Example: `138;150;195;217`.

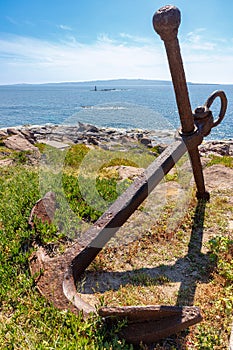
0;78;229;88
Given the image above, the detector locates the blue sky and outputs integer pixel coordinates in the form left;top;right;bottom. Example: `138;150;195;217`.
1;0;233;84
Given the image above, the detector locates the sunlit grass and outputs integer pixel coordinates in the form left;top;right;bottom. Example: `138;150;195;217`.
0;143;232;349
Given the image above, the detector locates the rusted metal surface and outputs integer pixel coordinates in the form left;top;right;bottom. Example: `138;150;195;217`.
119;306;202;344
29;4;228;345
153;5;213;200
29;243;95;316
99;305;201;322
100;305;202;344
153;6;194;135
194;90;227;135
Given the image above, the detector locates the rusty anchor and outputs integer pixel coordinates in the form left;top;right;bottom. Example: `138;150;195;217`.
29;5;227;345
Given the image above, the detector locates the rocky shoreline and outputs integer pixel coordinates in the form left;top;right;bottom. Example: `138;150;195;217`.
0;122;175;149
0;122;232;158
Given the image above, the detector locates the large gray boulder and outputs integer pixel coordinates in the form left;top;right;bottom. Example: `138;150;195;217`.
3;133;39;152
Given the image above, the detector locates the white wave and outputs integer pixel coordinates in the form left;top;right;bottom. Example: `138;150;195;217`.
81;105;126;110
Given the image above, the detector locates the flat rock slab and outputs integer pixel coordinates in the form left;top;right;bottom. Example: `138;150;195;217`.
108;165;144;181
203;165;233;190
39;139;70;150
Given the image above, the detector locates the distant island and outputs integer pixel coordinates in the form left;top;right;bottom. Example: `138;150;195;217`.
6;78;222;88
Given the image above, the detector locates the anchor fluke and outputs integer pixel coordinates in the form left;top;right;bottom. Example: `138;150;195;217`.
99;305;202;344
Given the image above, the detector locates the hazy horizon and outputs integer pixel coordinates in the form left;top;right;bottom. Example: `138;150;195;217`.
0;78;226;87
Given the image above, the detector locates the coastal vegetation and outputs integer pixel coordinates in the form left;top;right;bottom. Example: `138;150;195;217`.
0;141;232;349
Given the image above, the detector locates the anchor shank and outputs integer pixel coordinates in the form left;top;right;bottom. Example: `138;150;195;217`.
163;37;194;134
188;147;206;198
153;5;208;198
153;6;194;135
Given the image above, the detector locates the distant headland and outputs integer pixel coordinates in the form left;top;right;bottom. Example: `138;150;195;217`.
2;78;223;88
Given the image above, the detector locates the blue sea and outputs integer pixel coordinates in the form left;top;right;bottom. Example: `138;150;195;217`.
0;82;232;140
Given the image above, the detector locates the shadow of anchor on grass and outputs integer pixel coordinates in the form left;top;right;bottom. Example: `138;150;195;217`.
75;199;214;309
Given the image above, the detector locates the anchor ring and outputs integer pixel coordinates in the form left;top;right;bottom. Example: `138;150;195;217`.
204;90;227;128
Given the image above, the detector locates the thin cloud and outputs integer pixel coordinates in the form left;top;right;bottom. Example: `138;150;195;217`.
58;24;73;31
96;33;116;45
119;33;153;45
184;28;216;51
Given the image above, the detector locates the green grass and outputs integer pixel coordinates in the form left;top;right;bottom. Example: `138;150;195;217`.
100;157;138;169
208;235;233;282
64;144;90;167
0;143;147;349
0;145;138;349
0;144;232;349
0;164;133;349
207;155;233;168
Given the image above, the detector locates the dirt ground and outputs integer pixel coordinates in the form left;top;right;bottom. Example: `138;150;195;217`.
75;164;233;312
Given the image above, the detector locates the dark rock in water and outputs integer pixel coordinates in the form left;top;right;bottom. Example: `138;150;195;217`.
28;191;57;229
